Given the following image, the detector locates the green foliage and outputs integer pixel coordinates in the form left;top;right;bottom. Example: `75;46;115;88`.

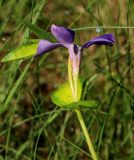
23;20;53;40
51;78;84;106
51;77;98;109
62;100;98;109
2;43;38;62
1;62;31;113
0;0;134;159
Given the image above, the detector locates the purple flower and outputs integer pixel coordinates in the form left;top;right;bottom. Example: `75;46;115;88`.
36;24;115;76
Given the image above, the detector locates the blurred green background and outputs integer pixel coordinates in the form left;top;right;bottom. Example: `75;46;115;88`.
0;0;134;159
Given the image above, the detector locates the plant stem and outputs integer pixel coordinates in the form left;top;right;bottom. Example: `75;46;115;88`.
68;57;98;160
68;57;75;98
73;73;98;159
74;78;98;160
74;75;78;102
75;109;98;160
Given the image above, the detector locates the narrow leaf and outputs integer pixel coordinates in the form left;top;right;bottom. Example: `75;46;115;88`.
1;62;30;113
2;42;38;62
63;100;98;109
23;21;53;40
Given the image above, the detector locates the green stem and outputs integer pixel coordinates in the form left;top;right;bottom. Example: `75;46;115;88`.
74;75;78;102
68;58;98;159
74;77;98;160
68;57;75;97
75;109;98;160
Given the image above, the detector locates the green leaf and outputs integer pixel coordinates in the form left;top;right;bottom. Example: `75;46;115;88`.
1;61;31;113
23;21;53;40
63;100;98;109
51;78;85;106
1;42;38;62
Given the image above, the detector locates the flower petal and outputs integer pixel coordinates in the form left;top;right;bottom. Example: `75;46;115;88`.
36;40;63;56
51;24;75;45
81;34;115;49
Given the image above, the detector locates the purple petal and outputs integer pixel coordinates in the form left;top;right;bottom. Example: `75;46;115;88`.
36;40;63;56
81;34;115;49
51;24;75;45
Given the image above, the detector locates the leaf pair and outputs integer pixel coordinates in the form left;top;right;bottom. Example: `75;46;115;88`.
51;78;98;109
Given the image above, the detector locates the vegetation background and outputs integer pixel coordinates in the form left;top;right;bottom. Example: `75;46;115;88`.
0;0;134;159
